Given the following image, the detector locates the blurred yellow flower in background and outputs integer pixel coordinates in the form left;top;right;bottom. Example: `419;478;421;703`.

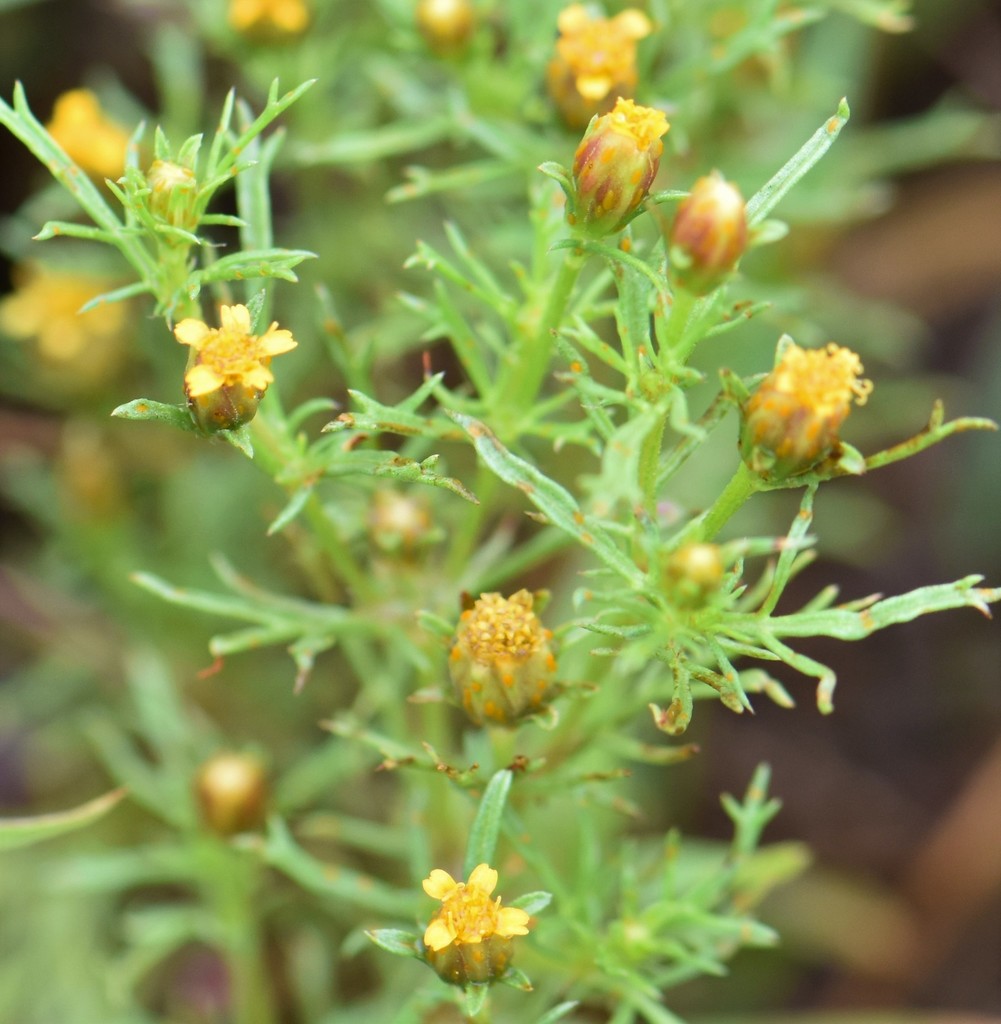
228;0;310;36
45;89;129;180
547;3;653;128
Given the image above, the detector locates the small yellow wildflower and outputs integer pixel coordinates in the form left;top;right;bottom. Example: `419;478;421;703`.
448;590;557;726
569;97;669;238
45;90;129;180
174;304;296;430
0;262;126;377
416;0;476;54
422;863;531;985
547;3;652;128
228;0;310;36
740;340;873;480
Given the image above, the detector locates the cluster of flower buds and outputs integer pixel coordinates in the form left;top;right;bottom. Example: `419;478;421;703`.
448;590;557;726
740;338;873;480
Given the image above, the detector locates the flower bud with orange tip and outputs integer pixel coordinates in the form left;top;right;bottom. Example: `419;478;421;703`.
194;752;268;837
174;303;297;432
668;171;748;296
448;590;557;726
569;98;669;239
740;338;873;481
416;0;476;55
421;863;531;986
547;4;652;128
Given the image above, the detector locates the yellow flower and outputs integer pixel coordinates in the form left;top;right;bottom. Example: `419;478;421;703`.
569;97;669;238
174;304;297;430
45;90;129;180
740;340;873;480
228;0;310;36
416;0;476;54
421;863;531;985
547;4;652;128
448;590;557;726
0;262;126;372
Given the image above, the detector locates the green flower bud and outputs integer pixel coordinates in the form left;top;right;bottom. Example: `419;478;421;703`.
568;98;669;239
740;339;872;481
668;171;748;296
448;590;557;726
662;542;725;608
147;160;198;231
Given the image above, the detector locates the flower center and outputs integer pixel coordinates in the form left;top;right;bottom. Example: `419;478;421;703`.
439;884;503;945
772;342;872;417
198;327;267;384
461;591;544;663
606;98;669;151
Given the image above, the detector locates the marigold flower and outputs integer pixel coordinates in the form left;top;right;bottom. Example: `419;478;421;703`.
449;590;557;726
669;171;748;296
228;0;309;36
195;752;269;837
0;262;126;379
421;863;531;985
416;0;476;54
175;304;297;431
740;340;873;480
569;97;669;238
45;89;129;180
547;4;652;128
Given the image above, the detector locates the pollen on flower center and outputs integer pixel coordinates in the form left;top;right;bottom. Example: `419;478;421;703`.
605;98;669;151
772;342;872;417
460;591;546;663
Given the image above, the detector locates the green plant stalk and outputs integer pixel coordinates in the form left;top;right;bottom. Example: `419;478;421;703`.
500;248;586;423
697;461;761;541
638;409;670;514
657;287;698;370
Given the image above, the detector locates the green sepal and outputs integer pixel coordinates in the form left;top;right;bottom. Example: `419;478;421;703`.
111;398;196;432
464;985;489;1016
498;966;533;991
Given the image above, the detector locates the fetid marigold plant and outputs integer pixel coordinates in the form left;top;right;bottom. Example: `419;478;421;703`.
0;2;998;1024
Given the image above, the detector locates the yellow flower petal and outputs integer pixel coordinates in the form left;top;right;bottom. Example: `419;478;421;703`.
467;863;498;896
185;363;225;397
242;365;275;392
422;869;459;900
612;9;652;39
557;3;589;32
576;75;614;101
259;325;297;356
220;304;252;334
423;916;457;952
497;906;531;937
174;319;211;348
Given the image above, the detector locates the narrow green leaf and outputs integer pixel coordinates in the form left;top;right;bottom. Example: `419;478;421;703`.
0;788;127;851
111;399;196;432
464;769;513;877
535;1002;580;1024
509;891;552;915
365;929;422;958
464;985;489;1017
746;99;851;225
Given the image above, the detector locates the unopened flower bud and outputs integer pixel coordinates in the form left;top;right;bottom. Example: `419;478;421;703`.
448;590;557;726
147;160;198;231
195;753;268;836
569;98;669;238
547;4;652;128
369;489;434;556
668;172;748;296
740;339;873;481
662;542;724;608
416;0;475;54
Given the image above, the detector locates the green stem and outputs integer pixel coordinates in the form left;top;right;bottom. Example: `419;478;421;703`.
657;287;697;369
698;461;761;541
499;248;585;424
638;407;670;514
